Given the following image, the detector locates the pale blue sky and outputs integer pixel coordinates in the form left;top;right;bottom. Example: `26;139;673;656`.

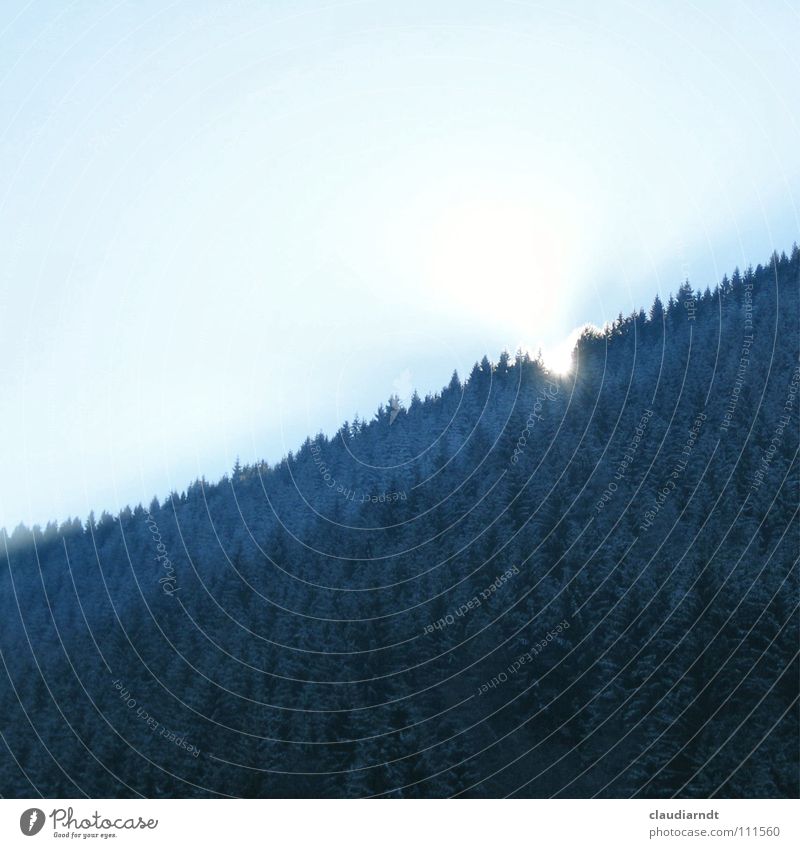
1;0;798;527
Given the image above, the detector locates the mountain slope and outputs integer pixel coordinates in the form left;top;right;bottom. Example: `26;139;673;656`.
1;247;798;798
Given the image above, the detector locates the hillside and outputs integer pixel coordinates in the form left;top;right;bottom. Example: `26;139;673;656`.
1;247;798;798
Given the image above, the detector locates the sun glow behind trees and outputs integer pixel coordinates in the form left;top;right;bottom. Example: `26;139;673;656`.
424;194;573;339
0;0;798;526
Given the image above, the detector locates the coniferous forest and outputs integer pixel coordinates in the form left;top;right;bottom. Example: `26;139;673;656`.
1;248;798;798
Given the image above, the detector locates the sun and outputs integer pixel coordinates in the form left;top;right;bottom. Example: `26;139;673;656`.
423;195;570;332
542;324;587;375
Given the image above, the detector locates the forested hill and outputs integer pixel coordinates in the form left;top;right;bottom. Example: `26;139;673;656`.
1;247;798;798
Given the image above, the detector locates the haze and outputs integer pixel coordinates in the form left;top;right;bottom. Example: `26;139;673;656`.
1;0;798;527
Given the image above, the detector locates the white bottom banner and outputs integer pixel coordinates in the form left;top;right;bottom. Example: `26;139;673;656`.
1;799;797;847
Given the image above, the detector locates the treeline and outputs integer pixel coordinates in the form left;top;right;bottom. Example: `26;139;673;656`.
1;247;797;797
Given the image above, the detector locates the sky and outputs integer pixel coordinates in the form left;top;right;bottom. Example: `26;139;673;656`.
0;0;798;528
